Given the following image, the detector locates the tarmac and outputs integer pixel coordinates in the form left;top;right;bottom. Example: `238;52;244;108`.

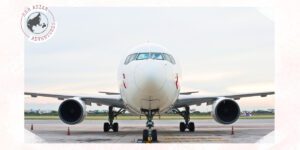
24;119;274;143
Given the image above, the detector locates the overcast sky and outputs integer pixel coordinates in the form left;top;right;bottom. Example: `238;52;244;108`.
25;7;274;112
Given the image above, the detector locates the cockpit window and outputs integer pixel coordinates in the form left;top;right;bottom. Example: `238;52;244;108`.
124;53;137;64
136;53;150;60
163;53;176;64
151;53;163;60
169;54;176;64
124;52;175;65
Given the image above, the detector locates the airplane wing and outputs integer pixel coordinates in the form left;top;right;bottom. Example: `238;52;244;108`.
25;92;125;108
98;91;120;95
173;91;274;108
179;91;199;95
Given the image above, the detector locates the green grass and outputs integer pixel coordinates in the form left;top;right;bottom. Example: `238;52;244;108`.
24;114;274;120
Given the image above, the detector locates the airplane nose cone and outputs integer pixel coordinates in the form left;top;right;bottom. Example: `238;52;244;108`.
135;61;167;93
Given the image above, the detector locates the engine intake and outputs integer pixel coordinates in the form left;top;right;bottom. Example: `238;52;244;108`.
58;98;86;125
211;98;240;124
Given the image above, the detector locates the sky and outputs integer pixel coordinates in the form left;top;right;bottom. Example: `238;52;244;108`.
25;7;274;112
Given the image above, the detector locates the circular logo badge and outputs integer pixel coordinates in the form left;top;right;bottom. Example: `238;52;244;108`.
21;5;56;43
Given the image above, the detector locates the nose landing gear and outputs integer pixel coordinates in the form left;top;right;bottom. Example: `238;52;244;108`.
142;109;158;142
173;106;195;132
103;106;125;132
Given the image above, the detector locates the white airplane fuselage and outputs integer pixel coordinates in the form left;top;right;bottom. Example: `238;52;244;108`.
118;43;181;114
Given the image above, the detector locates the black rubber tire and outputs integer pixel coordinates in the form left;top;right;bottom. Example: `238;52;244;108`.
179;122;185;132
152;129;157;142
188;122;195;132
112;122;119;132
143;129;148;141
104;122;110;132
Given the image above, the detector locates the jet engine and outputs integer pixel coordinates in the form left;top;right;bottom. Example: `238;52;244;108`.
58;98;87;125
211;98;240;124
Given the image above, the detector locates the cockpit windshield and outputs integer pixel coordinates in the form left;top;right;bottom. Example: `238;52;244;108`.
162;53;176;64
124;52;175;64
124;53;137;64
136;53;150;60
151;53;163;60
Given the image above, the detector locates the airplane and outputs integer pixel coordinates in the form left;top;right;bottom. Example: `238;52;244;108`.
25;43;274;142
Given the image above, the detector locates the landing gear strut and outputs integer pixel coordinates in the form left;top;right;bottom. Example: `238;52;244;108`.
142;109;158;142
103;106;125;132
173;106;195;132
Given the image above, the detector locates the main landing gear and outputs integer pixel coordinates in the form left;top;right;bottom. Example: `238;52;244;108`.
142;109;158;142
103;106;125;132
173;106;195;132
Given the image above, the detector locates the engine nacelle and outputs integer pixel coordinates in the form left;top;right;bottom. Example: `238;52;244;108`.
211;98;240;124
58;98;87;125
